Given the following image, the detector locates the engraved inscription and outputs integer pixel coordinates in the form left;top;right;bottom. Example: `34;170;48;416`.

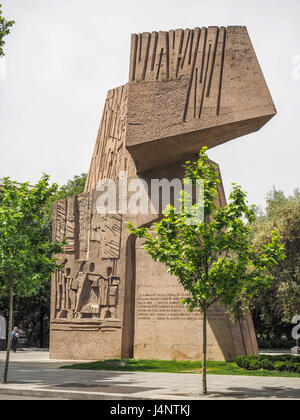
137;293;227;322
137;293;202;321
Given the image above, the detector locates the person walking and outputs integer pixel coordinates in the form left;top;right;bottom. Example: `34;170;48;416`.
11;327;19;353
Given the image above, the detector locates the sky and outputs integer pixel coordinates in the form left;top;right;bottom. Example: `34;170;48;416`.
0;0;299;209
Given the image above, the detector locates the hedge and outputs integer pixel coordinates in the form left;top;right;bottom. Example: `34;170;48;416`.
257;338;295;350
236;355;300;374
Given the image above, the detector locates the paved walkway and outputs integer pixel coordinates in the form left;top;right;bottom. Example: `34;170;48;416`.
0;350;300;400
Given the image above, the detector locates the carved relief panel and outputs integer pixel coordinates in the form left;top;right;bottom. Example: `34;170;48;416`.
52;192;122;322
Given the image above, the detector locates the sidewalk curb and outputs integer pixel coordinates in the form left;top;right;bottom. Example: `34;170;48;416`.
0;387;157;400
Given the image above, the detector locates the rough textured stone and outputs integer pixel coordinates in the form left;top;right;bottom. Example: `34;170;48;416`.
126;26;276;172
50;25;273;361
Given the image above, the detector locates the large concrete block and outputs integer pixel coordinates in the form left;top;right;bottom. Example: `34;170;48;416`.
126;26;276;172
50;26;271;361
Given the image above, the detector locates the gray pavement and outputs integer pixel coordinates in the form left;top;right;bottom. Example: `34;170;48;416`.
0;393;63;400
0;350;300;400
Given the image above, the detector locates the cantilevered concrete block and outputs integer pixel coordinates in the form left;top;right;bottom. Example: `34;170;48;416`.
126;26;276;172
51;25;271;362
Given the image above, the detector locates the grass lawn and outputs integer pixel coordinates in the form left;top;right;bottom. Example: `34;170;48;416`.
60;359;300;378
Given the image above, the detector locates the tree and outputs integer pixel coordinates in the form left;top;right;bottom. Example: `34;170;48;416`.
0;3;14;57
0;173;87;349
0;176;65;383
37;173;87;346
127;148;285;395
45;173;87;223
249;188;300;343
47;173;87;206
0;283;51;348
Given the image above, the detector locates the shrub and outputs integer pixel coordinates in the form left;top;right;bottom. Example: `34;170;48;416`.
274;362;288;372
261;358;273;370
258;337;295;350
286;362;298;373
235;354;300;373
236;356;250;369
248;359;262;370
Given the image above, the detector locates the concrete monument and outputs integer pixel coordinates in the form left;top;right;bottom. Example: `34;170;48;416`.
50;26;276;361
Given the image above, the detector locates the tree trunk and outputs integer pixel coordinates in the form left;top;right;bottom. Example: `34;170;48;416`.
3;283;14;384
202;306;208;395
39;311;45;348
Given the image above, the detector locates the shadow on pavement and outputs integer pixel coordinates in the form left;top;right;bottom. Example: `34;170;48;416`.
205;386;300;399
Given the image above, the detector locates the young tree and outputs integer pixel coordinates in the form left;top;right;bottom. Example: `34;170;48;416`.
0;3;14;57
249;188;300;343
44;173;87;227
0;176;65;383
0;173;87;350
127;148;285;394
